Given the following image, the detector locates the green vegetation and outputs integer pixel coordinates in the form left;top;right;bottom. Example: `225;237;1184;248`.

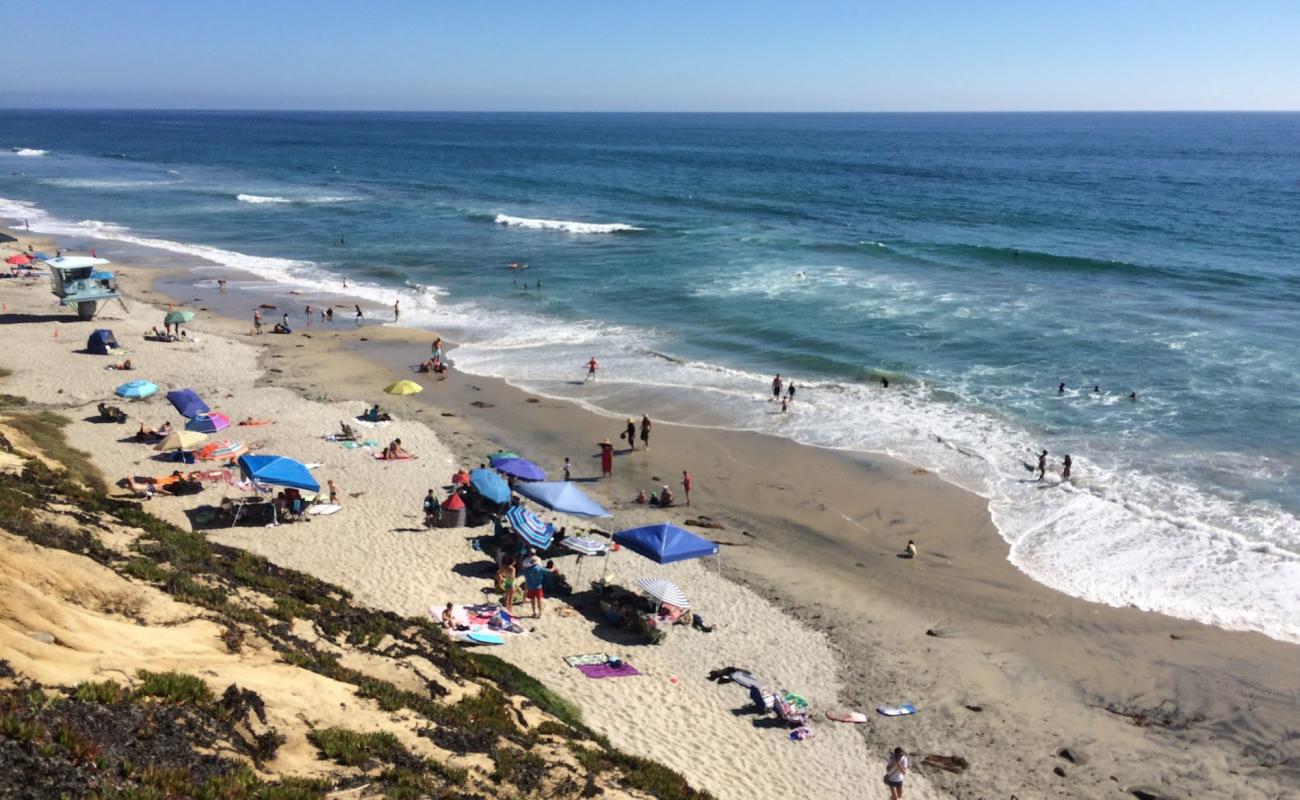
74;680;128;704
134;671;213;706
307;727;407;768
5;410;104;491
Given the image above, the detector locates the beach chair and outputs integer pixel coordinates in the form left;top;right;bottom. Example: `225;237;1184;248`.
774;693;810;727
97;403;128;423
749;684;777;713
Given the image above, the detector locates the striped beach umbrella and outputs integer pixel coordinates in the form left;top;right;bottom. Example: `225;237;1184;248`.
505;505;555;550
198;439;247;461
636;577;690;610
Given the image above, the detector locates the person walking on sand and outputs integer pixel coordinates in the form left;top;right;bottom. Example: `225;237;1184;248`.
1037;449;1048;481
586;356;599;382
624;418;637;452
563;457;572;482
327;479;339;505
253;310;263;335
599;439;614;477
772;374;783;402
354;305;363;326
681;470;693;507
884;747;909;799
501;559;517;616
639;414;652;450
1062;454;1072;481
394;300;400;322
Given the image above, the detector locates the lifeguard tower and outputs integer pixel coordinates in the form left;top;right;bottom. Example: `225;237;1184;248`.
45;256;128;320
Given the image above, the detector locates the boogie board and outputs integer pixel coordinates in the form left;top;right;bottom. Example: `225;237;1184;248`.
308;504;341;516
876;704;918;717
466;631;505;645
826;710;869;724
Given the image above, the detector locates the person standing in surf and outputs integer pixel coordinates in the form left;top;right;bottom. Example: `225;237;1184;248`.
640;415;652;450
394;300;400;322
772;374;783;402
1062;454;1072;481
354;305;363;327
1037;449;1048;481
787;382;796;403
586;356;599;382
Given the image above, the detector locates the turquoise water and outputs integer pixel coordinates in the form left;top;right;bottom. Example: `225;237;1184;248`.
2;111;1298;640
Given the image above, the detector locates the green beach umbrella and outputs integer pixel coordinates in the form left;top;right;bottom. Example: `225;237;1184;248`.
487;450;518;461
165;309;195;325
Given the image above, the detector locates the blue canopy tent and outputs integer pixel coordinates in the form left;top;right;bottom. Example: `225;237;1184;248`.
237;454;320;493
468;468;510;505
505;505;556;550
512;481;610;518
613;523;719;564
166;388;210;419
490;456;546;482
86;328;118;355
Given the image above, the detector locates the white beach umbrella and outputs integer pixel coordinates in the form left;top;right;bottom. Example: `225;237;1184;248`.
637;577;690;610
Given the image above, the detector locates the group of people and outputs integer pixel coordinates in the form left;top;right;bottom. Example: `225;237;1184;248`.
419;337;448;374
1035;449;1072;482
623;414;652;451
770;374;798;411
1058;382;1137;402
634;470;693;507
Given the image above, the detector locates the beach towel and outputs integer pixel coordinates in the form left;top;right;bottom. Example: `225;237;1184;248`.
876;704;918;717
563;653;611;668
577;663;641;679
238;419;273;427
353;418;390;429
373;453;417;461
307;504;341;516
826;711;869;724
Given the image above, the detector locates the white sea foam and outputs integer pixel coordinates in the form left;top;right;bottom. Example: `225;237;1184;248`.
42;178;181;190
10;148;47;157
237;193;357;205
494;213;643;234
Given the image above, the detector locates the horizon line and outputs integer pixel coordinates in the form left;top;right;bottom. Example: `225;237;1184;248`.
3;106;1300;115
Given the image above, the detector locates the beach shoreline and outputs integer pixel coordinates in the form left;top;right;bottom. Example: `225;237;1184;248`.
3;226;1298;798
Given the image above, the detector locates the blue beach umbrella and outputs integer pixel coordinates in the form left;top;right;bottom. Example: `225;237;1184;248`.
166;388;209;419
237;454;320;493
468;468;510;505
613;523;719;565
512;481;610;518
490;456;546;482
33;251;50;260
115;379;157;400
505;505;556;550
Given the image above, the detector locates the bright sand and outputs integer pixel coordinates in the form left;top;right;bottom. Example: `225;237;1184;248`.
2;229;1298;799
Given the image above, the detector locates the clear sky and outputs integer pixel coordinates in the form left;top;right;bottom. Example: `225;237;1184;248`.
5;0;1298;111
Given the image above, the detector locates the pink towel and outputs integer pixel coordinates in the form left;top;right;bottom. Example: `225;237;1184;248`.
577;663;641;679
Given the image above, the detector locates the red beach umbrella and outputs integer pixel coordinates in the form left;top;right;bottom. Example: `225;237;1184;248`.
4;254;32;265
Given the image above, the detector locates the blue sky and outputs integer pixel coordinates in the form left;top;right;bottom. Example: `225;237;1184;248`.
5;1;1298;111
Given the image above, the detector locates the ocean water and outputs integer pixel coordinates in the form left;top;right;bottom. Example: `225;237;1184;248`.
3;111;1298;641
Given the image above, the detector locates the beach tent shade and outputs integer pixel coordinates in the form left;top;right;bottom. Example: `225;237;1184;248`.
0;232;15;243
468;468;510;505
441;493;466;511
383;379;423;396
505;505;556;550
154;430;207;452
613;523;719;565
165;309;195;325
512;481;611;517
237;454;320;493
86;329;119;355
637;577;690;610
115;379;157;399
487;450;518;461
490;456;546;481
166;388;210;419
185;412;231;433
5;254;31;265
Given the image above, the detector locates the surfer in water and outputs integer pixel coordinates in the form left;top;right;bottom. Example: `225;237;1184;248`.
1058;382;1065;394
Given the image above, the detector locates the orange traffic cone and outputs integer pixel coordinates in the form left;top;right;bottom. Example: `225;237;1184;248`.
53;328;59;338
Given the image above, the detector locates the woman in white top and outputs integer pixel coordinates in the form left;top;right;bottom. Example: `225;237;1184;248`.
884;747;908;798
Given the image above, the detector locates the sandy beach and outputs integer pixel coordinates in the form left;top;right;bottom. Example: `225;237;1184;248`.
2;228;1298;799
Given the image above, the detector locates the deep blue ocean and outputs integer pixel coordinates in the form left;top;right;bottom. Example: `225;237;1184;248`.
2;111;1298;640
